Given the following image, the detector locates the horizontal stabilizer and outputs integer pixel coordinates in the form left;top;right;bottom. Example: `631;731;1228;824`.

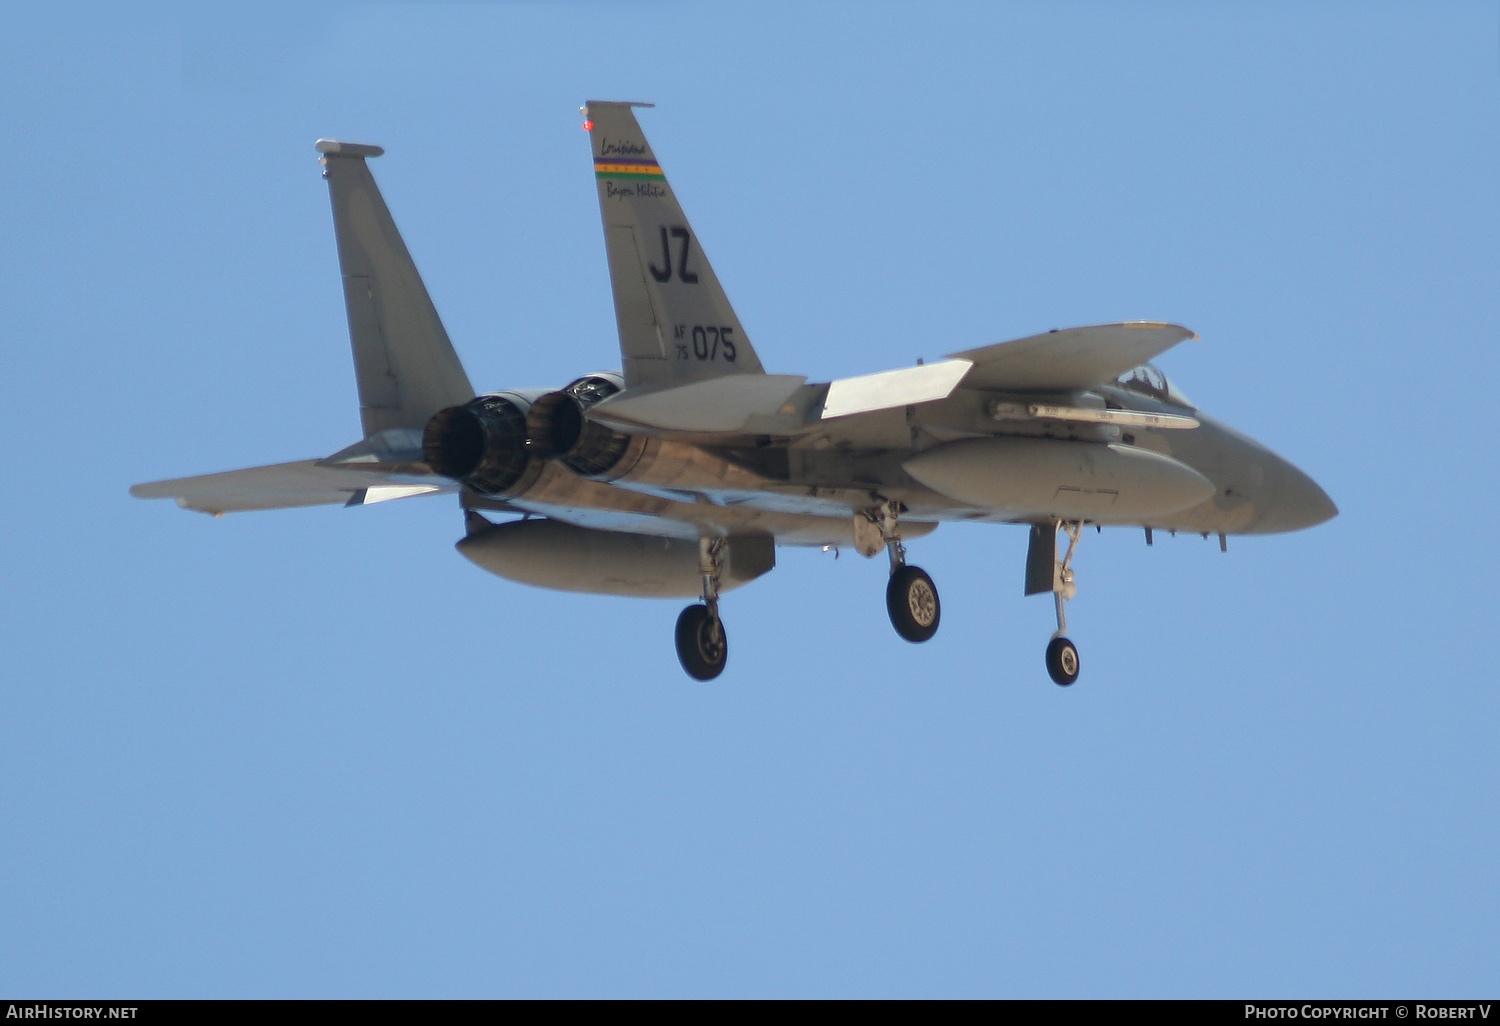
131;459;451;514
588;374;806;433
821;359;973;420
948;322;1196;391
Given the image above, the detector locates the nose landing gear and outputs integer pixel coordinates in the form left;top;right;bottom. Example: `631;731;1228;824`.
675;536;729;681
1028;520;1084;686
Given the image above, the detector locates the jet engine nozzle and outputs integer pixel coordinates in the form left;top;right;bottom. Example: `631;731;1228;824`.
525;373;635;477
423;392;537;496
524;390;586;459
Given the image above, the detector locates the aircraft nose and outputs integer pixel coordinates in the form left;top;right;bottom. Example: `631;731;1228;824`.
1254;460;1337;533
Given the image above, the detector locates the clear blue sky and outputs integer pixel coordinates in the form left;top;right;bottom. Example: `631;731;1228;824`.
3;2;1497;998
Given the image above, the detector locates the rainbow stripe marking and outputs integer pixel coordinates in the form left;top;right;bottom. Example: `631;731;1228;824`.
594;157;664;180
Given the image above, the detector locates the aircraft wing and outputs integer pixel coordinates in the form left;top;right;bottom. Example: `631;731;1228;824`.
948;322;1196;391
585;323;1196;436
131;460;451;514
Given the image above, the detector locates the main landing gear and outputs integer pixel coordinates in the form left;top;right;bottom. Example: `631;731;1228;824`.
675;536;729;681
671;510;1085;687
1027;520;1084;686
858;499;941;644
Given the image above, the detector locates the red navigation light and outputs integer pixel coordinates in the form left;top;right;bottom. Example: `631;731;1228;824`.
582;120;594;131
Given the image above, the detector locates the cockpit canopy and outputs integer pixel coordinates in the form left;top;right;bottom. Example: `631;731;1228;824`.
1116;363;1194;409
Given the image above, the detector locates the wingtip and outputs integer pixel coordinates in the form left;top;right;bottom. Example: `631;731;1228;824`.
1119;320;1197;340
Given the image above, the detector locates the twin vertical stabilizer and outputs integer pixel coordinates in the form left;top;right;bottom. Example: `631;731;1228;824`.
318;139;475;438
584;102;766;388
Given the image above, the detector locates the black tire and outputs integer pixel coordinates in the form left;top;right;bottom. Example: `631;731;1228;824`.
1045;636;1080;686
675;604;728;681
886;565;940;643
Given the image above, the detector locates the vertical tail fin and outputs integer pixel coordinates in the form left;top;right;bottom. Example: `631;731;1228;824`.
584;102;766;389
317;140;475;439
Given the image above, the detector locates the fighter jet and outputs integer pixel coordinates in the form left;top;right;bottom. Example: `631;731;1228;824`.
133;101;1337;685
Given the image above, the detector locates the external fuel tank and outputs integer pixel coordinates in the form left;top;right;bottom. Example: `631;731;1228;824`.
903;437;1214;522
456;518;775;598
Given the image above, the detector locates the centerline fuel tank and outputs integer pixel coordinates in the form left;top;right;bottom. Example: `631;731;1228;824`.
456;518;775;598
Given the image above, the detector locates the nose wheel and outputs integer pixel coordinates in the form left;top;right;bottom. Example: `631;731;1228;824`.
675;535;729;681
1045;635;1080;686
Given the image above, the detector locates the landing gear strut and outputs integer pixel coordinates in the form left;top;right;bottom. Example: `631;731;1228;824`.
675;536;729;681
1028;520;1083;686
862;499;940;643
